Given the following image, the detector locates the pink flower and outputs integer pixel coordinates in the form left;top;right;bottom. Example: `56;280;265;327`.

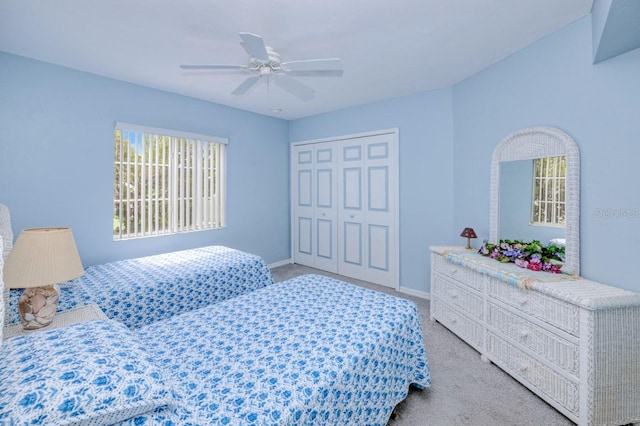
527;262;542;271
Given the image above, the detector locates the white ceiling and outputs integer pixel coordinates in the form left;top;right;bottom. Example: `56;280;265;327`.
0;0;593;120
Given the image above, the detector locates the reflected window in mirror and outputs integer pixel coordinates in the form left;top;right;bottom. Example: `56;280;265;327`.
532;156;565;227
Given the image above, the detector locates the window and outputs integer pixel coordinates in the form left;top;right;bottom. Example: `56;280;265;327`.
531;156;565;226
114;122;226;240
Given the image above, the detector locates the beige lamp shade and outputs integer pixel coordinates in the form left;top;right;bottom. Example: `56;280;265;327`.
4;227;84;289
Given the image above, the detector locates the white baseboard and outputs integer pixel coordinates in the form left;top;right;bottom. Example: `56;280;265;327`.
397;286;430;300
268;258;293;269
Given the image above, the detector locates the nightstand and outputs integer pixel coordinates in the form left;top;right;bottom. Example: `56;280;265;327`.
3;304;108;340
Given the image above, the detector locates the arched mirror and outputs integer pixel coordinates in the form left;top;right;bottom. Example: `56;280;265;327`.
489;127;580;276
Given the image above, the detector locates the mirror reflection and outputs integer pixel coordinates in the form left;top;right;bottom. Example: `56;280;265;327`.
499;157;566;247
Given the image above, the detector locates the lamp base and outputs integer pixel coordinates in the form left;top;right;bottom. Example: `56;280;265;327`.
18;285;59;330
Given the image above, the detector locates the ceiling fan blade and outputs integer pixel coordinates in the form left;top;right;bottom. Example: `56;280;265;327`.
180;64;248;70
275;75;315;101
239;32;269;62
231;76;261;95
285;69;344;78
282;58;343;72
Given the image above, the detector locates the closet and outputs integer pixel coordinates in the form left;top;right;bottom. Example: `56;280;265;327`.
291;130;398;288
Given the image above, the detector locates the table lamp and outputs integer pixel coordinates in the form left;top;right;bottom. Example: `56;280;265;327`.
3;227;84;330
460;227;477;249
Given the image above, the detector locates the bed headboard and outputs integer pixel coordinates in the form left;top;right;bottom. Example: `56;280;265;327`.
0;204;12;335
0;203;13;261
1;233;5;344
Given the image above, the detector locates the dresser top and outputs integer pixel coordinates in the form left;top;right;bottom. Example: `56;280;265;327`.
431;246;640;309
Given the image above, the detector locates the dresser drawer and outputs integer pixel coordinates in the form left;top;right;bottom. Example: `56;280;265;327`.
486;331;579;417
432;299;483;351
486;277;580;337
432;274;483;320
432;253;485;292
486;302;579;377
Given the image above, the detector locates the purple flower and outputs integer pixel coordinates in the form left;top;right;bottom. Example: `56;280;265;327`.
503;248;521;259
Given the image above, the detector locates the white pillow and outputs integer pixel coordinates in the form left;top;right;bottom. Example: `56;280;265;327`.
0;319;175;425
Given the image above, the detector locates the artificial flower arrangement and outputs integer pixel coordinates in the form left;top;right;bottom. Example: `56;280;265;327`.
478;239;565;274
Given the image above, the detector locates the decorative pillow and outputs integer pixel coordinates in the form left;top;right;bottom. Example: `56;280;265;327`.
0;319;175;425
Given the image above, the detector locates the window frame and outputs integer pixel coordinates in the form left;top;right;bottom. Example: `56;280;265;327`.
530;156;566;228
113;122;227;241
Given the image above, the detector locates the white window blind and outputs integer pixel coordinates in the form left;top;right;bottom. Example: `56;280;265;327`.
114;122;227;240
531;156;565;226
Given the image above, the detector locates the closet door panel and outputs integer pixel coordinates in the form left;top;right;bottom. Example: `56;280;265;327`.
367;166;388;212
297;170;312;207
313;143;338;272
343;168;362;210
298;217;313;255
343;222;363;265
338;141;367;280
362;135;397;287
316;219;333;259
292;147;315;267
368;224;389;271
316;169;333;208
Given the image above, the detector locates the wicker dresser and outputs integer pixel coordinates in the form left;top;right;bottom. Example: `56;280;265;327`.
430;246;640;426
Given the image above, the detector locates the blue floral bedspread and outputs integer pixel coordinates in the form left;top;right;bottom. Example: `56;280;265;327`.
6;246;274;328
123;274;431;425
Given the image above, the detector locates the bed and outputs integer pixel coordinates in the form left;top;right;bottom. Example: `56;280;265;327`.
0;273;431;425
5;245;275;329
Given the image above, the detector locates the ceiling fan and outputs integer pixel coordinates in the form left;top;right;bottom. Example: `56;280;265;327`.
180;32;344;101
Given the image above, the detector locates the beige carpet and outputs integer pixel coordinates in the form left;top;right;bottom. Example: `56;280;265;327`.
270;263;575;426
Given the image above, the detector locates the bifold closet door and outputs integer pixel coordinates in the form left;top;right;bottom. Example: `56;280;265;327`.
291;142;338;273
338;134;397;287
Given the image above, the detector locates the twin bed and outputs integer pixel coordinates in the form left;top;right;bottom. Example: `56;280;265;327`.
0;205;431;425
5;245;275;329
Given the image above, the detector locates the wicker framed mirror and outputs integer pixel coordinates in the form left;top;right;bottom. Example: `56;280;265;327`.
489;126;580;276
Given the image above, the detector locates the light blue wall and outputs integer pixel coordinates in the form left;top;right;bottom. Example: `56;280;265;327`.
0;52;291;267
289;90;455;293
453;16;640;292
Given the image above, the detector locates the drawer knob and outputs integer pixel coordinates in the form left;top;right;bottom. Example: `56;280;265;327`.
518;298;528;306
449;268;458;274
519;363;529;372
519;330;529;339
450;291;459;299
